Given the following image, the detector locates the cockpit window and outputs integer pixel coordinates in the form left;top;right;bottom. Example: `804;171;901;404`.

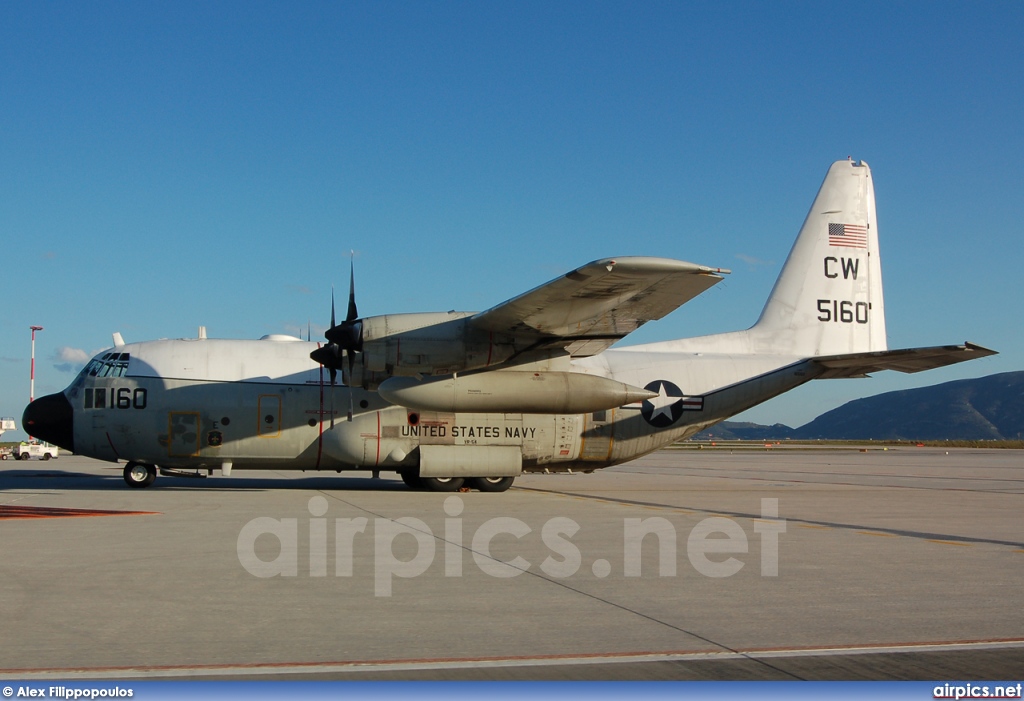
85;354;130;379
79;353;132;409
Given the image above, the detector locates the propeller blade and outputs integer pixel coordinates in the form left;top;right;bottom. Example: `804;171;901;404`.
346;252;358;322
347;347;356;421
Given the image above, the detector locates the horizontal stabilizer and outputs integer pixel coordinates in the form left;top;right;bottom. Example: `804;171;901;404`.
811;342;997;379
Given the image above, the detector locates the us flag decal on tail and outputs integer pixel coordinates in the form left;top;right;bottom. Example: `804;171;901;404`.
829;222;868;248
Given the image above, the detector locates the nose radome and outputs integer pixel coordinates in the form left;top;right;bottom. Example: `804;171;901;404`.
22;392;75;453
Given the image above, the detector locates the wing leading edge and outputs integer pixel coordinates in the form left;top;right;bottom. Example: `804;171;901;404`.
471;257;729;357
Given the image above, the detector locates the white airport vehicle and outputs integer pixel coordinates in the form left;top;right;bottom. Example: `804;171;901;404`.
13;441;59;461
22;160;994;490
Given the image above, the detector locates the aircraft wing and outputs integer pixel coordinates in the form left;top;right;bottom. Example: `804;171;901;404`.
811;342;997;379
470;257;729;356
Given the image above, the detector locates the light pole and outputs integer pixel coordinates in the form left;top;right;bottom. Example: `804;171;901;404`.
30;325;43;404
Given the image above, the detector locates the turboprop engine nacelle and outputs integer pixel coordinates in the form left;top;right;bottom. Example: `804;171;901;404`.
377;371;657;414
351;312;519;388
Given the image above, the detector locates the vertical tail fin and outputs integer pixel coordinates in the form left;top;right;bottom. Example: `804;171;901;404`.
752;159;886;356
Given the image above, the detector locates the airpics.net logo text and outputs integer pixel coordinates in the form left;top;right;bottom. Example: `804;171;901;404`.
237;496;786;597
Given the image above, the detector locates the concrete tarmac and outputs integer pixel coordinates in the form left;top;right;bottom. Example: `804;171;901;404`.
1;447;1022;680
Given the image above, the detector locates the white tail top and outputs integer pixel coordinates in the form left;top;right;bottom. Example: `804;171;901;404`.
618;159;889;361
750;159;886;356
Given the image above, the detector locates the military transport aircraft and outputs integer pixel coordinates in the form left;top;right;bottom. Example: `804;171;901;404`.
23;160;994;491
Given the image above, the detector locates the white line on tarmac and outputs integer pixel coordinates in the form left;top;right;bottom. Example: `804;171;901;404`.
5;639;1024;680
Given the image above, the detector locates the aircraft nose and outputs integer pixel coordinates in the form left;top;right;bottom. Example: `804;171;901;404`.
22;392;75;453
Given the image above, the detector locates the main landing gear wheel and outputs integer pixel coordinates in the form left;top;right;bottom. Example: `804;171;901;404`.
124;462;157;488
399;469;424;490
420;476;465;492
466;476;515;493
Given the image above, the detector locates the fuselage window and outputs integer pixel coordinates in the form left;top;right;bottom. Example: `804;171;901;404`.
94;388;106;409
84;388;93;409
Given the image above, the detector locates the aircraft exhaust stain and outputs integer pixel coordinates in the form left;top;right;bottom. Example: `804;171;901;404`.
0;505;160;520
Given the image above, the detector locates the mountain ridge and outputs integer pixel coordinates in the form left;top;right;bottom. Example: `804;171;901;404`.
692;371;1023;441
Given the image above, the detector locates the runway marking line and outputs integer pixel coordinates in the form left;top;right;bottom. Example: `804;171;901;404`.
0;505;160;520
857;531;897;537
926;539;972;547
5;638;1024;679
519;486;1024;550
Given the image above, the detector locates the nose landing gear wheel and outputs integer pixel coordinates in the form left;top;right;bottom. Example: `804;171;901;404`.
467;476;515;492
124;462;157;488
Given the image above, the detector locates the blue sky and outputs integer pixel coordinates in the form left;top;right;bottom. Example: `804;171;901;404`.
2;2;1021;440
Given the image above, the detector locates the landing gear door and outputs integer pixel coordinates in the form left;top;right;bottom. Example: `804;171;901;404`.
579;409;615;461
